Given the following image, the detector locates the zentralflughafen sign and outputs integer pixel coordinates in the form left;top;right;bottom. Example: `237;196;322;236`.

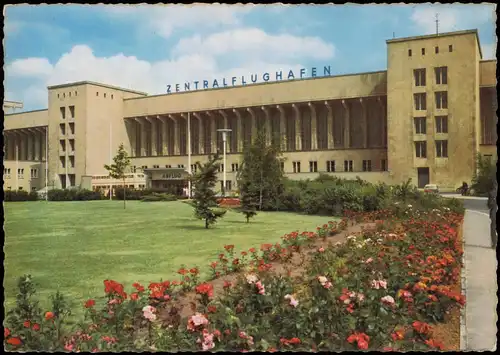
166;66;333;94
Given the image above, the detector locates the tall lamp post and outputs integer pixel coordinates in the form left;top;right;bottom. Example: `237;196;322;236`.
217;128;232;197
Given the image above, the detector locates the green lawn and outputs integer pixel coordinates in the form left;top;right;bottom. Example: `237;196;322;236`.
4;200;333;316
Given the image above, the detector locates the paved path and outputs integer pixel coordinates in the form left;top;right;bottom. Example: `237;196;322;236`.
462;209;497;351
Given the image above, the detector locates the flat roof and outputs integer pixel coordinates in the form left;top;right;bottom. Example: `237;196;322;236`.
387;29;483;59
124;69;388;102
4;108;48;117
47;81;149;96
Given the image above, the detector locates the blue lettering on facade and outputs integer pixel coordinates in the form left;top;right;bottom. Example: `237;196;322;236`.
166;65;333;93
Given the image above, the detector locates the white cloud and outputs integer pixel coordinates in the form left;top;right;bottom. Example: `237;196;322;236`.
173;28;335;61
100;4;252;38
482;43;497;60
5;24;336;109
410;4;495;34
7;58;53;78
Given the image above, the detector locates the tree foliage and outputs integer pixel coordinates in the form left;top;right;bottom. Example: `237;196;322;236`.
237;129;285;221
192;153;227;228
471;153;497;196
104;143;131;209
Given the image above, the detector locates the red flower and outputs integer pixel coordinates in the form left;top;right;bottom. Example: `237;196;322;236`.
5;327;11;337
249;248;256;253
85;299;96;308
391;330;405;341
195;283;214;298
413;321;431;334
223;280;232;289
224;245;234;252
130;293;139;301
357;339;369;350
210;261;218;269
177;268;188;275
103;280;127;299
7;337;22;346
32;323;40;331
208;305;217;313
289;338;301;345
241;251;247;256
190;268;199;275
132;282;145;292
425;339;444;350
45;312;55;320
23;320;31;328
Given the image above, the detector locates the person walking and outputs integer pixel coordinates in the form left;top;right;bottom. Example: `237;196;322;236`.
488;181;497;249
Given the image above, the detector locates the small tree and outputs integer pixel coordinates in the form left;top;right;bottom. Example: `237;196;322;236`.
104;143;131;209
192;153;227;228
471;153;497;196
239;180;259;223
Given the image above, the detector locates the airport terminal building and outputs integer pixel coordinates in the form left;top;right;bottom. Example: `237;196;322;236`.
3;29;497;194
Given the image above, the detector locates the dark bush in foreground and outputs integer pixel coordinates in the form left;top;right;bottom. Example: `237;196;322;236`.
48;189;104;201
4;190;38;202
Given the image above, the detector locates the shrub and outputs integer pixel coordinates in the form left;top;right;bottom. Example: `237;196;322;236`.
4;190;38;202
471;153;496;196
141;193;177;202
48;189;103;201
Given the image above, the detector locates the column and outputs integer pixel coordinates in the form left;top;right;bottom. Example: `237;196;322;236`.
193;113;204;155
169;115;180;155
137;119;147;157
360;98;368;148
261;106;272;145
325;101;334;149
246;107;257;143
40;129;46;162
342;100;350;148
292;104;302;151
128;120;136;157
219;110;230;153
308;102;318;150
149;117;158;156
34;131;40;161
276;105;287;151
159;116;169;156
233;109;244;153
206;112;217;154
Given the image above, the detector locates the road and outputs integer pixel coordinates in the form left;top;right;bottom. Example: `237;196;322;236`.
442;194;497;351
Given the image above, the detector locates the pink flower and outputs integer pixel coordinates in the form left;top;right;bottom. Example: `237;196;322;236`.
381;295;395;306
187;313;209;331
379;280;388;289
284;294;299;307
324;281;333;289
255;281;266;295
357;293;365;302
365;257;373;264
318;247;325;253
245;274;258;284
64;343;74;351
108;298;119;305
371;279;388;290
142;305;157;321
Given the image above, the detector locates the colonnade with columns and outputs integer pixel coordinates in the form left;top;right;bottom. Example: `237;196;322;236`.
4;127;48;161
125;96;387;158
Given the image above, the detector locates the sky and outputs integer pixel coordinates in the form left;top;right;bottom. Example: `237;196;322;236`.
3;3;497;111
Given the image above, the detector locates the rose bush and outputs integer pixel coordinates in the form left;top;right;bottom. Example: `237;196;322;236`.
4;201;464;352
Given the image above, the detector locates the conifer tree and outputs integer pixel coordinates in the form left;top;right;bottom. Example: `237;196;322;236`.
192;153;227;228
104;143;131;209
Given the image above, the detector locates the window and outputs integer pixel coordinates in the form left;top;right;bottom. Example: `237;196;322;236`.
414;69;426;86
153;165;159;168
435;116;448;133
4;168;11;175
226;180;232;192
60;157;66;169
414;93;427;110
68;139;75;152
381;159;387;171
309;161;318;173
104;93;107;98
191;164;198;173
69;122;75;135
218;164;224;173
421;48;425;55
131;166;137;173
435;46;439;54
449;44;453;52
280;162;285;171
141;165;148;170
75;91;77;96
292;161;301;173
435;67;448;85
30;168;38;179
362;160;372;172
111;94;114;99
344;160;353;172
436;140;448;158
165;165;171;168
96;92;99;96
231;163;239;172
408;49;412;57
60;107;66;120
178;164;185;169
415;141;427;158
414;117;427;134
60;123;66;136
326;160;336;172
18;168;24;177
57;93;60;98
19;187;23;191
32;187;37;191
69;156;75;168
60;140;66;152
69;92;71;97
435;91;448;109
69;106;75;118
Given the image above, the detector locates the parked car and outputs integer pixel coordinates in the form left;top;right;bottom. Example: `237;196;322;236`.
423;184;439;194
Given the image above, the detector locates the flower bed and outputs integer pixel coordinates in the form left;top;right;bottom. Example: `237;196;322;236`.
217;198;241;208
4;205;464;352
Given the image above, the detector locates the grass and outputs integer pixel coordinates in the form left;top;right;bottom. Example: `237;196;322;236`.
4;200;335;319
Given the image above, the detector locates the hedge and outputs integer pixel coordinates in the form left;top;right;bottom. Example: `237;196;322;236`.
48;189;104;201
4;190;39;202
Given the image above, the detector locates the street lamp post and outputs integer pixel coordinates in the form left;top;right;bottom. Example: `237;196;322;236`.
217;128;232;197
